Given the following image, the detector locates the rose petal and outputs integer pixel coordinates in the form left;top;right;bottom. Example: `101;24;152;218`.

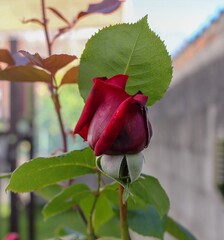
106;74;128;89
106;103;149;154
143;107;153;147
92;76;107;83
94;96;136;156
87;79;130;147
74;81;102;140
75;77;129;141
133;93;148;105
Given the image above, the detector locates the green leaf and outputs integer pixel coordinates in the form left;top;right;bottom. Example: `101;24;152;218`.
93;195;114;232
101;174;170;218
7;147;96;192
128;205;167;239
55;212;87;237
43;183;92;220
78;16;172;106
47;233;86;240
166;216;198;240
100;183;166;238
129;174;170;217
36;184;63;200
97;238;121;240
100;182;119;207
97;216;120;238
56;226;86;239
79;193;95;220
0;66;51;83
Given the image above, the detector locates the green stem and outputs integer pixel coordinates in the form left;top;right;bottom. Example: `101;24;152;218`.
88;172;101;240
0;173;12;179
119;184;129;240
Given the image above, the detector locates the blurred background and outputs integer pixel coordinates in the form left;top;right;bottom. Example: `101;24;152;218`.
0;0;224;239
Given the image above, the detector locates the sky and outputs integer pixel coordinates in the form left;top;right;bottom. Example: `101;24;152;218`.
132;0;224;55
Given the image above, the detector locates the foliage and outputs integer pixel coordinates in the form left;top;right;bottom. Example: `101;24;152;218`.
0;205;86;240
7;147;95;192
78;16;172;106
7;147;197;239
0;1;197;240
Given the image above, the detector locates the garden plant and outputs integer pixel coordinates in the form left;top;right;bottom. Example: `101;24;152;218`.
0;0;197;239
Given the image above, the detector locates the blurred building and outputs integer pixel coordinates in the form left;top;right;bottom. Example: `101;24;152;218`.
0;0;133;57
144;10;224;240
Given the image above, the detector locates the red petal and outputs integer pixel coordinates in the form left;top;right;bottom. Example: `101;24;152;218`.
74;82;102;140
106;74;128;89
92;76;107;83
86;78;129;148
143;107;153;147
94;96;135;156
74;76;129;141
133;93;148;105
106;103;149;154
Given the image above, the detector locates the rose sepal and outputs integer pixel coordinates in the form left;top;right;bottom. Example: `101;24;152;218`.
96;152;144;186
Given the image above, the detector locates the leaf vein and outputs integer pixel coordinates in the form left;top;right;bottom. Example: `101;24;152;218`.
123;29;142;74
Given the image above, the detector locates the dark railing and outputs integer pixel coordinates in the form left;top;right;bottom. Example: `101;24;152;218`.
0;38;35;240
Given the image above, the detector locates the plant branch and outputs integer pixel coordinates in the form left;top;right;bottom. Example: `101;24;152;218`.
52;92;68;152
74;205;88;226
119;184;129;240
0;173;12;179
88;172;101;240
41;0;67;152
41;0;52;56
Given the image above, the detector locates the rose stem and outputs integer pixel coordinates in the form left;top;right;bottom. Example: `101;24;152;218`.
88;172;101;239
119;184;129;240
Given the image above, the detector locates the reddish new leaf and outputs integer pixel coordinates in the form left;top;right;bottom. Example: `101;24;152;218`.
48;7;71;26
19;52;77;75
60;66;78;86
0;66;51;83
51;26;71;46
22;18;44;26
76;0;122;20
42;54;77;75
19;50;43;67
0;49;15;66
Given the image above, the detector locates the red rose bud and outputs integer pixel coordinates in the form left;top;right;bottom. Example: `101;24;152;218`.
74;74;152;156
